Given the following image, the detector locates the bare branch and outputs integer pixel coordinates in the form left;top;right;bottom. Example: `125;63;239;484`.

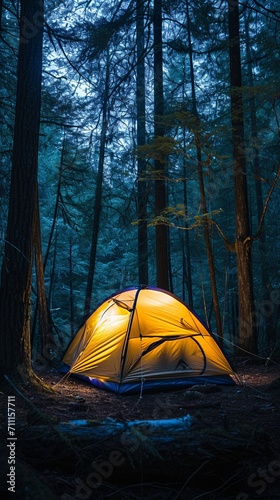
253;163;280;240
210;220;236;252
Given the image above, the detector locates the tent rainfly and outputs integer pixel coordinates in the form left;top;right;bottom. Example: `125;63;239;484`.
62;286;236;394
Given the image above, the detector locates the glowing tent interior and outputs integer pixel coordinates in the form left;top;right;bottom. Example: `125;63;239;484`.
62;286;236;394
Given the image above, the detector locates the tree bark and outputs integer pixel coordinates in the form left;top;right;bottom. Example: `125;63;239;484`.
228;0;257;354
244;12;274;351
154;0;169;290
69;234;75;338
0;0;3;32
186;0;222;340
84;54;110;315
43;132;65;272
48;232;58;313
181;61;193;307
137;0;149;285
34;185;54;358
0;0;44;379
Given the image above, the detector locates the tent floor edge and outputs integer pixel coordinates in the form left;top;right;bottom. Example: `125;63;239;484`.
59;368;236;395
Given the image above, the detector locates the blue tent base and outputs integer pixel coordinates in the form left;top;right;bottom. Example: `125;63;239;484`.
60;364;236;395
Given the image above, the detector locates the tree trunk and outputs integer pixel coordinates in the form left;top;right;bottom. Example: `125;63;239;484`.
244;12;274;351
137;0;148;285
48;232;58;313
34;185;54;359
43;132;65;272
32;133;65;352
197;146;223;341
181;181;193;307
182;66;193;307
69;234;75;338
186;0;222;340
0;0;44;379
0;0;3;32
84;54;110;315
228;0;257;354
154;0;169;290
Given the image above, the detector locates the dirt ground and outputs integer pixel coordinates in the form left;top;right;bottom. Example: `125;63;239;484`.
37;359;280;427
1;358;280;499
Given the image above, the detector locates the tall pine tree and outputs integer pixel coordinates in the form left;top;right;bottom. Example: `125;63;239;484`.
0;0;45;381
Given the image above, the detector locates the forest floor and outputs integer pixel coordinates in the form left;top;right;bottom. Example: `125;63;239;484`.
1;358;280;500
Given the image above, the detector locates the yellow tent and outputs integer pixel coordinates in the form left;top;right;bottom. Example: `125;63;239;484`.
62;286;235;394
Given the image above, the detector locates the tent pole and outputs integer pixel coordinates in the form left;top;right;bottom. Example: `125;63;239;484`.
118;286;143;390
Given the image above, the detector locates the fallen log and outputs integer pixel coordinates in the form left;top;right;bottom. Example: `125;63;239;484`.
16;415;272;486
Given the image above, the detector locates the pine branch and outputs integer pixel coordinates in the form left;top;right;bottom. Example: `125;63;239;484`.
253;0;280;19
